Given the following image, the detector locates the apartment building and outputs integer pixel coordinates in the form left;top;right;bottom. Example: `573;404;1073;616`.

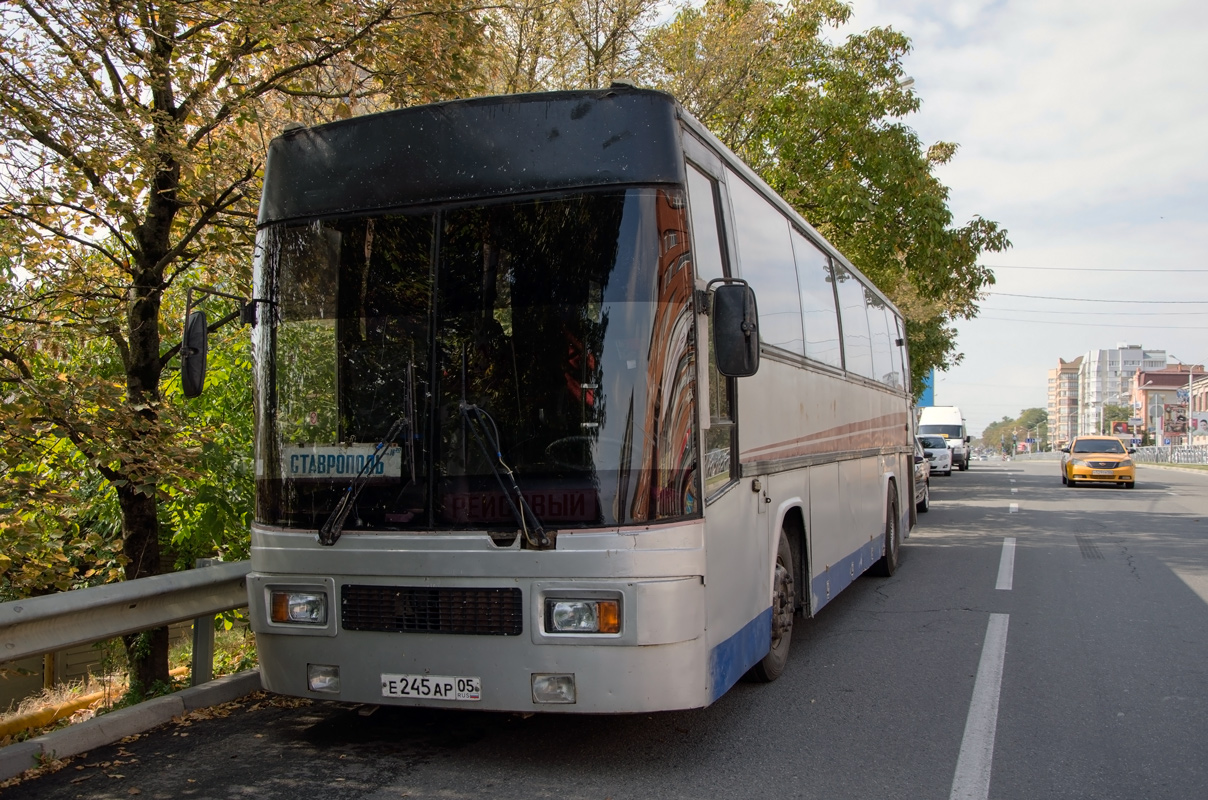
1077;345;1166;436
1047;356;1082;447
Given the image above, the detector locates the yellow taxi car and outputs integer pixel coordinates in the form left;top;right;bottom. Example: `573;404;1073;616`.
1060;436;1136;489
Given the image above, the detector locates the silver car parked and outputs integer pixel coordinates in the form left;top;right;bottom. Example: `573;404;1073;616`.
917;434;953;476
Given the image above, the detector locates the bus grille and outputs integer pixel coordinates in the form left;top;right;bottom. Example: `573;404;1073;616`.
341;585;523;636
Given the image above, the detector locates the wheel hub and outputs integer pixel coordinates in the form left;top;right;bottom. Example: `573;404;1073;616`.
772;563;794;640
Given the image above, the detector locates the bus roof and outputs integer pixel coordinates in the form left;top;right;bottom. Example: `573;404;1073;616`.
258;88;685;225
257;85;901;318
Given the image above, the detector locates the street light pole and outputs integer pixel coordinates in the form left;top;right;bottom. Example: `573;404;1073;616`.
1169;355;1196;446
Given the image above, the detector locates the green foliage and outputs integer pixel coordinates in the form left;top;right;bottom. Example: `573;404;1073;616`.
160;329;255;566
3;0;1006;665
981;408;1048;451
0;0;490;684
642;0;1009;398
482;0;660;92
169;622;258;677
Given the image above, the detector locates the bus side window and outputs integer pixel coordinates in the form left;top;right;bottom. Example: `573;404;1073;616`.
833;264;873;379
894;314;909;390
686;163;736;497
725;172;803;356
867;293;897;387
790;230;842;369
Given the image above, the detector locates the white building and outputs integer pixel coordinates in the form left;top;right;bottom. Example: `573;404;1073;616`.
1077;344;1166;436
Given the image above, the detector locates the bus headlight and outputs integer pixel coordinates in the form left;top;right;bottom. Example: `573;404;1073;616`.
270;591;328;624
545;599;620;634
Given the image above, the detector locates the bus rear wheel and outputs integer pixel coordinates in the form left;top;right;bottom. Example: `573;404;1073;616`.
871;489;900;577
750;529;795;682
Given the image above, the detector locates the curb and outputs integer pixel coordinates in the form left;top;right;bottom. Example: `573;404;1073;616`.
0;669;261;782
1137;463;1208;474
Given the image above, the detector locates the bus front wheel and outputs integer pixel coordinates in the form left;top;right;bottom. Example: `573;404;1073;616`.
750;529;795;682
871;489;900;577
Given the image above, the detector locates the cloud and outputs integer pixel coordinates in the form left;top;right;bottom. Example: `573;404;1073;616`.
833;1;1208;431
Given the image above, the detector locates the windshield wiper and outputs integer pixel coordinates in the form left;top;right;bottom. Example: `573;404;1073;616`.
317;415;409;547
459;402;550;548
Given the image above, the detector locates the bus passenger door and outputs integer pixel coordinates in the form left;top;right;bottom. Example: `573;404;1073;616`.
685;154;769;696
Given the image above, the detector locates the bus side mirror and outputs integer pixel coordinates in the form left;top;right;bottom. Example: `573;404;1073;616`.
712;282;760;378
181;310;208;398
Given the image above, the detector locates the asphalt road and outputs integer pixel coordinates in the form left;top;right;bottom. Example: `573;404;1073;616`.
8;461;1208;799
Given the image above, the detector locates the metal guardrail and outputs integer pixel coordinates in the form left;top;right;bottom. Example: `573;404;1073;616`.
1012;446;1208;466
0;561;251;683
1134;445;1208;465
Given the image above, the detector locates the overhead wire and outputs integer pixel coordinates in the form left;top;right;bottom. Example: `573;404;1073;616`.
983;264;1208;273
985;291;1208;303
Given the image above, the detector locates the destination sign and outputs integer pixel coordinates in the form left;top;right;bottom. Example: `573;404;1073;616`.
283;444;403;481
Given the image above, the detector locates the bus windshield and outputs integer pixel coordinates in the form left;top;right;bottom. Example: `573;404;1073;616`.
252;187;700;533
918;424;963;440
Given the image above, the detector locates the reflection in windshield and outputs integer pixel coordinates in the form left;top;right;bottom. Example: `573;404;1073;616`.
1073;439;1126;454
253;188;700;534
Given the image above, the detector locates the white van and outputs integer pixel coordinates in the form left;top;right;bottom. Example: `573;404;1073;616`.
917;406;970;471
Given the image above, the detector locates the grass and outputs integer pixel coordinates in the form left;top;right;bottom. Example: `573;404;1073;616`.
168;624;258;680
0;625;257;746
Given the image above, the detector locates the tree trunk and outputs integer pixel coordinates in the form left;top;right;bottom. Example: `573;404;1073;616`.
118;249;171;686
117;482;171;688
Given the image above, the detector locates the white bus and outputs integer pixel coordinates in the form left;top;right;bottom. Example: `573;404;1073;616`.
237;87;916;713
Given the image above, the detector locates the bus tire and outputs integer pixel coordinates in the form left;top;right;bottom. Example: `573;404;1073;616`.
750;528;795;682
871;489;900;577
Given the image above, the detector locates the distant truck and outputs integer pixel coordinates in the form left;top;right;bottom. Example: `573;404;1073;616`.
917;406;970;471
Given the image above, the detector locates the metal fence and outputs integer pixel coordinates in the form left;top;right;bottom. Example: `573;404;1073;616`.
0;560;251;695
1133;445;1208;465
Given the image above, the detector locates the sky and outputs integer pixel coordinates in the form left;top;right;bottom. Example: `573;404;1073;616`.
832;0;1208;437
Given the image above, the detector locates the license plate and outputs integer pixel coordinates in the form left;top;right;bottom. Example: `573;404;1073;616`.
381;673;481;701
1091;470;1115;476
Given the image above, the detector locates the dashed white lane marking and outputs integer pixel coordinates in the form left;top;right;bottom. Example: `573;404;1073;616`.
949;613;1011;800
1010;488;1018;494
996;538;1016;591
1008;503;1019;513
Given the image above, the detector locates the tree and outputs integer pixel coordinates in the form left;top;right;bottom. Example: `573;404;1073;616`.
0;0;485;690
641;0;1009;397
980;408;1047;452
1102;404;1130;433
482;0;659;93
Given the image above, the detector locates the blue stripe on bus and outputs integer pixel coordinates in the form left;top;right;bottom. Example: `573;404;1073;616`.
811;538;884;614
707;607;773;702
